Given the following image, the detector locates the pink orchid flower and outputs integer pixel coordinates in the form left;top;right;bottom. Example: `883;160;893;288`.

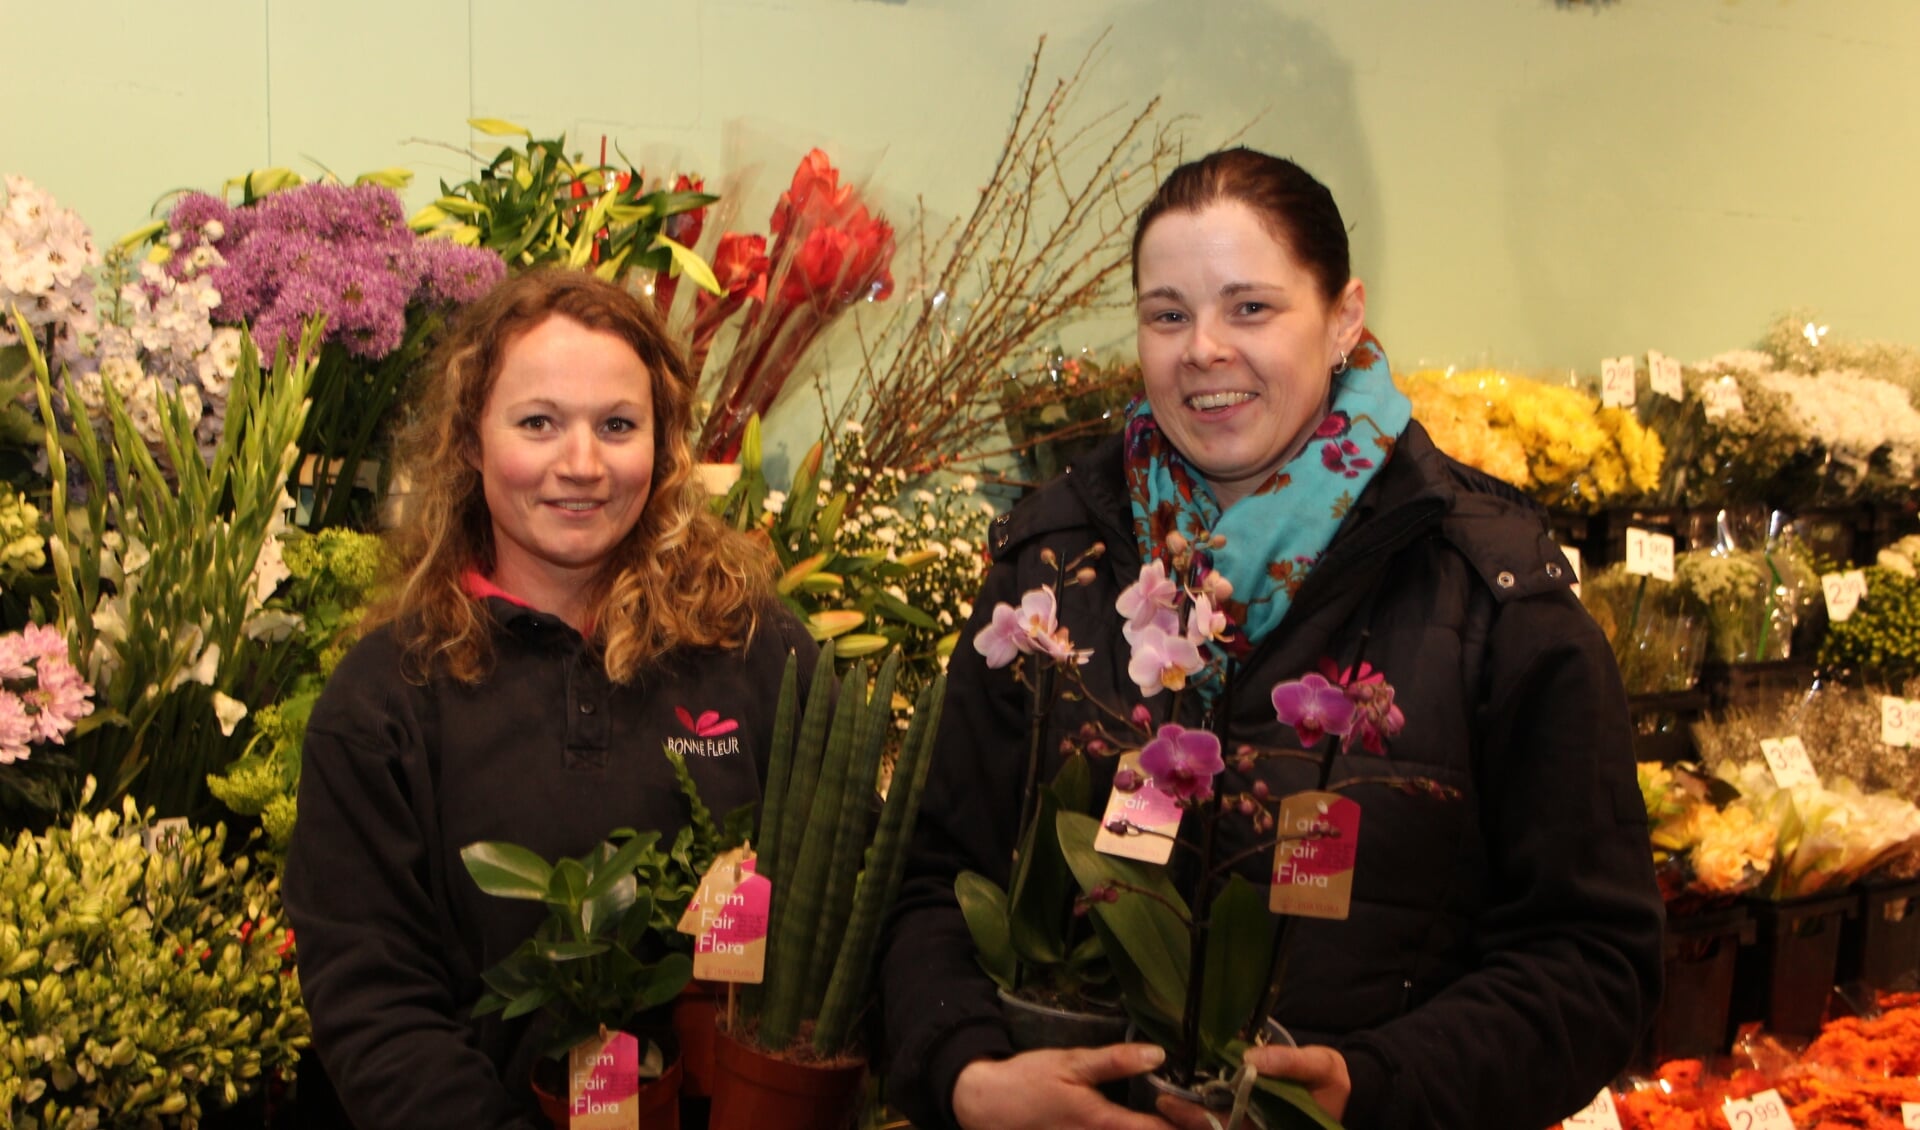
1126;622;1205;698
975;586;1085;668
1138;723;1225;802
1185;593;1228;646
1271;672;1357;748
1116;560;1181;632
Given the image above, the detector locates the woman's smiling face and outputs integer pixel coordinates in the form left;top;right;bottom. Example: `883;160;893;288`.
1135;200;1365;509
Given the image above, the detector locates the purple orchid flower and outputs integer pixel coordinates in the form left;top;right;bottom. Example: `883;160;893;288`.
1271;672;1357;748
1138;723;1225;802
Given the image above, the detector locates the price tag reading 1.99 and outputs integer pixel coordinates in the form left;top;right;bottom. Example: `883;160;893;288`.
1625;528;1676;582
1723;1088;1796;1130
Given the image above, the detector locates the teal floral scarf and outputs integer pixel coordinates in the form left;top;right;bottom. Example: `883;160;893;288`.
1125;331;1410;667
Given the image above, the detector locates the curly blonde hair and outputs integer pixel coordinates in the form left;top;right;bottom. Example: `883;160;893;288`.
366;268;774;685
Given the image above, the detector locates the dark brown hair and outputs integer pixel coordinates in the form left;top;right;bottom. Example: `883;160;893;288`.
1131;148;1351;303
365;268;773;684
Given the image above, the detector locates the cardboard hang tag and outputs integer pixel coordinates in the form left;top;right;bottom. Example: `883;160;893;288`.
1624;527;1676;582
1721;1087;1796;1130
1759;736;1819;790
568;1030;640;1129
1094;750;1183;865
683;847;770;983
1269;791;1360;920
1562;1087;1623;1130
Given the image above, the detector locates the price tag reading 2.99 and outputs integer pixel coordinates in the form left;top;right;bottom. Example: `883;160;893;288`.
1723;1089;1796;1130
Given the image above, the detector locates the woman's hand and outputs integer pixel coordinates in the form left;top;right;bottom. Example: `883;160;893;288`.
1154;1044;1350;1130
953;1044;1175;1130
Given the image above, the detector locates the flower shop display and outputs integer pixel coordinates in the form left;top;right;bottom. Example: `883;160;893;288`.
15;310;319;825
1582;567;1712;695
711;645;941;1130
1819;535;1920;686
0;790;306;1127
1396;366;1665;512
410;119;718;289
837;36;1179;483
1640;762;1776;910
693;148;896;465
155;173;504;529
998;348;1141;484
1674;523;1818;666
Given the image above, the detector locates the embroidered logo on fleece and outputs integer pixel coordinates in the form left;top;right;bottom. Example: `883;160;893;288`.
670;707;742;758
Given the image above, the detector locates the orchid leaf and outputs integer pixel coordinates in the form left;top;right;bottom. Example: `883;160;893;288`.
1056;810;1188;1032
1008;775;1077;966
955;871;1016;991
1199;874;1277;1058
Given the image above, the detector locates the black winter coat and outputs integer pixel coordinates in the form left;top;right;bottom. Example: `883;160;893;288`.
878;423;1663;1130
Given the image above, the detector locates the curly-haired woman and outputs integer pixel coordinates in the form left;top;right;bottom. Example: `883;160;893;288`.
285;269;813;1128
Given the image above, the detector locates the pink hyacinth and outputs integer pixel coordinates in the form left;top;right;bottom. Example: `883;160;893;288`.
1271;672;1356;749
1138;723;1224;802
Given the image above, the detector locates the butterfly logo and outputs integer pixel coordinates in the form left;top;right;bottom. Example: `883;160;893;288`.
675;707;740;738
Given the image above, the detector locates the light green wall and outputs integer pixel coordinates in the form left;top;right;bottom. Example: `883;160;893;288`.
5;0;1916;455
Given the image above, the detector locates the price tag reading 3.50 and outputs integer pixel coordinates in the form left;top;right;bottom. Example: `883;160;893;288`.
1625;528;1676;582
1723;1088;1796;1130
1562;1088;1623;1130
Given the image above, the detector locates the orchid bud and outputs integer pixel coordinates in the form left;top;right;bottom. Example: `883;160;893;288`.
1112;768;1142;793
1237;798;1256;817
1075;567;1098;586
1203;572;1234;601
1101;885;1122;904
1209;533;1228;549
1059;738;1076;755
1040;547;1058;567
1252;780;1270;801
1130;704;1153;729
1073;901;1091;918
1235;751;1257;775
1165;531;1188;554
1086;739;1109;757
1086;543;1107;558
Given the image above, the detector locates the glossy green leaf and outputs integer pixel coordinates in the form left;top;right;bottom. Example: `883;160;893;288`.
461;841;552;900
955;871;1016;991
500;985;557;1021
546;858;590;913
537;940;609;962
1198;875;1277;1058
1056;811;1188;1030
1249;1071;1348;1130
1007;783;1074;966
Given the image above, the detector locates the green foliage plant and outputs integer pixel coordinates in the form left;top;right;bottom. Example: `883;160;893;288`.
0;784;308;1126
742;641;944;1059
459;749;755;1061
1820;558;1920;686
15;310;318;821
411;118;721;291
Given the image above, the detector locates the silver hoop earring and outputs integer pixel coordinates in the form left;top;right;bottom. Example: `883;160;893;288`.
1331;351;1350;376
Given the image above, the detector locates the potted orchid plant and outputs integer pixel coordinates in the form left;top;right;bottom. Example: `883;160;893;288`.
972;531;1451;1129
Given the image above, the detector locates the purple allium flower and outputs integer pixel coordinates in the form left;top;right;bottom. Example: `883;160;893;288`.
1271;672;1356;749
1137;723;1224;802
411;241;506;307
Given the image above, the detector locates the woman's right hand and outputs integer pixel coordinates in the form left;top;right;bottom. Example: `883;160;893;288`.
952;1044;1174;1130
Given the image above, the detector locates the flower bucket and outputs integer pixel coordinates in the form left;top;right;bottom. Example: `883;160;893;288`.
1732;891;1858;1040
1638;903;1754;1068
998;987;1130;1052
1839;877;1920;992
672;980;722;1098
707;1026;866;1130
531;1052;683;1130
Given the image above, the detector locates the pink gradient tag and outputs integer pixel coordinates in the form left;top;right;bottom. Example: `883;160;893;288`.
567;1030;639;1128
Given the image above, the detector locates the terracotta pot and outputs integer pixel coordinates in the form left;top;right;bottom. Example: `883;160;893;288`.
672;981;721;1098
531;1052;683;1130
708;1027;866;1130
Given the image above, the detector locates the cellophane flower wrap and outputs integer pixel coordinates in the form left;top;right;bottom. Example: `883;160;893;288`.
1580;565;1710;694
1711;761;1920;899
1638;762;1773;908
695;148;895;463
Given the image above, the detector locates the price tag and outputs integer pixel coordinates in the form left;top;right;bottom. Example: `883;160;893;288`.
1649;351;1684;400
1563;1087;1623;1130
1558;543;1584;587
1760;736;1819;789
1722;1088;1796;1130
682;848;770;983
1900;1101;1920;1129
568;1030;640;1130
1601;357;1637;408
142;816;191;854
1624;528;1676;582
1096;751;1182;865
1820;570;1868;622
1270;791;1360;920
1703;378;1746;420
1885;696;1920;750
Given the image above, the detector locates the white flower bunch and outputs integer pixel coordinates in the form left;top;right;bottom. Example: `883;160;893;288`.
0;175;101;370
1759;367;1920;482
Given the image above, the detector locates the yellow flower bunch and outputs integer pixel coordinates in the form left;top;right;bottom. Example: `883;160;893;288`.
1397;368;1666;511
1640;760;1776;900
